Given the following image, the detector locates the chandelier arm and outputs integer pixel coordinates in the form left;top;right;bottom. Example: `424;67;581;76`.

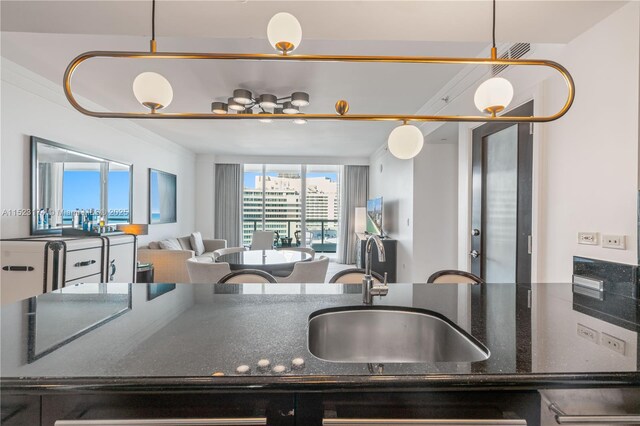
63;50;575;122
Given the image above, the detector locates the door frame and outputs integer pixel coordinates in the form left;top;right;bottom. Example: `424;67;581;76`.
471;100;533;283
458;92;544;284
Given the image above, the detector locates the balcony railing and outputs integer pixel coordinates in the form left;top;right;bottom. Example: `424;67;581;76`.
243;219;338;253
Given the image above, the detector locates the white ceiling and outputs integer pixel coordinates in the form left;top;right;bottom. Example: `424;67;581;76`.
1;1;627;157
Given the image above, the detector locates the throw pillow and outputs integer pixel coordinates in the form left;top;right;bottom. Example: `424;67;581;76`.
158;238;181;250
190;232;205;256
148;241;160;249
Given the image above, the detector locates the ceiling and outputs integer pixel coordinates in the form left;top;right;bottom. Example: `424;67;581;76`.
1;1;627;157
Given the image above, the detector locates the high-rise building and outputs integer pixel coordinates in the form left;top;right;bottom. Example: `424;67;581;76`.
242;173;339;248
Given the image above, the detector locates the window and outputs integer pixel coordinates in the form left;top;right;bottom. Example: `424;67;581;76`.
242;164;340;252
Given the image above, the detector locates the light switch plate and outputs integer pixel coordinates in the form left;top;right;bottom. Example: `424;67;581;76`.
578;232;598;245
577;323;598;343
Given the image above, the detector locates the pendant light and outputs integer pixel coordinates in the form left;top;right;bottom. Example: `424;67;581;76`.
388;123;424;160
474;0;514;116
132;0;173;112
267;12;302;54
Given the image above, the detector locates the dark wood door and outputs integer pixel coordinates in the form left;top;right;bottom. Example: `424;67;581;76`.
471;101;533;284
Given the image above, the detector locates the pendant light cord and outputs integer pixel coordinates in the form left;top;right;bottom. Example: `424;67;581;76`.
492;0;496;49
152;0;156;42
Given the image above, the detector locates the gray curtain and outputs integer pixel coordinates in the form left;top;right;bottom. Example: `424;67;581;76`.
337;165;369;264
214;164;243;248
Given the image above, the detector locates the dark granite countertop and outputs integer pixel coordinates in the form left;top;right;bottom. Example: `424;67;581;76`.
1;282;639;393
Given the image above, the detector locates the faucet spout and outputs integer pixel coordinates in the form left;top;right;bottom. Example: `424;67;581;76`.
363;235;388;305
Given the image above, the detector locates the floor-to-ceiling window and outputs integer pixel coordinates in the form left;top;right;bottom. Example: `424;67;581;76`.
242;164;340;252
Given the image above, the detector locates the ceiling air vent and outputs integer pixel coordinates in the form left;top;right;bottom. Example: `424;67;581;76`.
492;42;531;76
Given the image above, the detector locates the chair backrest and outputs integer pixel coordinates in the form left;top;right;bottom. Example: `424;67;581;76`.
186;258;232;283
329;268;384;284
213;246;248;259
251;231;275;250
277;256;329;283
427;269;485;284
219;269;277;283
277;246;315;260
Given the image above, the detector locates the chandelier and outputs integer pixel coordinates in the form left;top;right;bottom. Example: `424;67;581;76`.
211;89;311;124
63;1;575;159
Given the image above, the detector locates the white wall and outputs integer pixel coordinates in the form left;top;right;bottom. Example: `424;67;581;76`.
536;2;639;282
412;137;459;282
369;147;414;282
0;59;196;244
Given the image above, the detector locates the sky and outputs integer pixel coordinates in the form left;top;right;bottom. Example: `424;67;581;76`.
244;171;337;189
62;170;130;215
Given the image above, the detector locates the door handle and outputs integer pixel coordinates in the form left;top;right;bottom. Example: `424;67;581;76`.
323;419;526;425
549;402;640;424
469;250;480;259
74;260;96;267
55;418;267;425
110;259;116;281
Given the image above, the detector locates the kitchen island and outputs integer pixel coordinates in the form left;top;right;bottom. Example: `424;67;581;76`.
1;282;639;425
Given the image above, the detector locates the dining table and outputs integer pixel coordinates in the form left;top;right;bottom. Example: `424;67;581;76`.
216;249;312;275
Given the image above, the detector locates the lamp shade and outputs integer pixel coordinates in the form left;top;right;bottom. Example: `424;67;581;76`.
233;89;253;105
474;77;514;115
267;12;302;53
388;124;424;160
282;101;299;114
258;112;273;123
293;118;307;124
258;94;278;109
354;207;367;234
116;224;149;236
227;97;246;111
211;102;228;114
291;92;309;107
132;72;173;111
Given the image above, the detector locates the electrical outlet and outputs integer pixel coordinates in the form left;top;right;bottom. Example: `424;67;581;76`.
601;332;625;355
576;323;598;343
578;232;598;245
602;235;626;250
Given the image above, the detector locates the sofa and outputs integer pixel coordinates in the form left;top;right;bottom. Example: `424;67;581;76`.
138;233;227;283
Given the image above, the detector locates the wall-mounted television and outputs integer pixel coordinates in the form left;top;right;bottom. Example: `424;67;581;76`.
366;197;383;236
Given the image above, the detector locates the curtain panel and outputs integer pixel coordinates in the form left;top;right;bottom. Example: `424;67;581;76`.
337;165;369;264
214;163;243;248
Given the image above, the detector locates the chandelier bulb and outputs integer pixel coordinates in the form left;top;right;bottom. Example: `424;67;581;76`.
387;124;424;160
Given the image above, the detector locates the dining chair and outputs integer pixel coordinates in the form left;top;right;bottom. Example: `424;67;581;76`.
329;268;385;284
276;246;315;260
212;246;248;260
186;258;232;283
251;231;275;250
426;269;485;284
219;269;277;283
276;256;329;283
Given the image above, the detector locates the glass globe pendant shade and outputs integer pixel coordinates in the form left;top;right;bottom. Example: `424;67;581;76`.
387;124;424;160
474;77;514;116
133;72;173;112
267;12;302;54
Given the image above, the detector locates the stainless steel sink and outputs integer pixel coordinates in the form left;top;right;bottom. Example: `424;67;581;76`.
308;306;489;363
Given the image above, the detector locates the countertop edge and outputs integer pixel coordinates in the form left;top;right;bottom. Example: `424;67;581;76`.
3;373;640;394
